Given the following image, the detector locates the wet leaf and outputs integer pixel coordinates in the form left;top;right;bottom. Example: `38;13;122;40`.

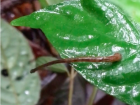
108;0;140;24
1;19;40;105
11;0;140;105
36;56;68;73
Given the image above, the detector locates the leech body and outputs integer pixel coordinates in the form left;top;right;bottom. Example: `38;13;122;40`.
30;53;121;73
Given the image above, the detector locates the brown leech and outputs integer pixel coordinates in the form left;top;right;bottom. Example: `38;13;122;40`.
30;53;122;73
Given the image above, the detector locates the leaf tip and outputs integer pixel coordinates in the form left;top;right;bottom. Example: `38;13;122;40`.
11;18;23;26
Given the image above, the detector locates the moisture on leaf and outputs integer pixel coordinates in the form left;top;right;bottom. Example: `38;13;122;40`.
1;19;40;105
11;0;140;105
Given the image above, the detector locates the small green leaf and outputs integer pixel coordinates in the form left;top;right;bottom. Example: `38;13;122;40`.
1;19;40;105
47;0;64;5
36;56;68;73
108;0;140;24
11;0;140;104
39;0;49;8
39;0;64;8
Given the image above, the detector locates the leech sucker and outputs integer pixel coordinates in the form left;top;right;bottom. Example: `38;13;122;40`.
30;53;122;73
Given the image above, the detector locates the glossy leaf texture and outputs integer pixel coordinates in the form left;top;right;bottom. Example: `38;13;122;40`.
11;0;140;104
1;19;40;105
108;0;140;24
36;56;68;73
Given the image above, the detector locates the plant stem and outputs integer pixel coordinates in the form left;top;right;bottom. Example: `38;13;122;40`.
72;72;77;79
87;86;98;105
30;53;121;73
68;67;75;105
66;71;70;78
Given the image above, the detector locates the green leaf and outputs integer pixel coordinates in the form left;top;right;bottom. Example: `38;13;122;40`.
108;0;140;24
47;0;64;5
11;0;140;105
1;19;41;105
36;56;68;73
39;0;49;8
39;0;64;8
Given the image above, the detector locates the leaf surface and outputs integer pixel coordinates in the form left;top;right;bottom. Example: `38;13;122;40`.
108;0;140;24
1;19;40;105
47;0;64;5
11;0;140;104
39;0;64;8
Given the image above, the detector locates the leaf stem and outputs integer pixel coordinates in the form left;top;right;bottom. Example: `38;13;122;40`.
30;53;122;73
68;67;75;105
86;87;98;105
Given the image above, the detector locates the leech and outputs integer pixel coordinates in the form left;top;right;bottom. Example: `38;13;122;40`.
30;53;121;73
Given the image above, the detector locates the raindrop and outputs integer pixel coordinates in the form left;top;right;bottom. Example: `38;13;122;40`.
25;90;29;95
